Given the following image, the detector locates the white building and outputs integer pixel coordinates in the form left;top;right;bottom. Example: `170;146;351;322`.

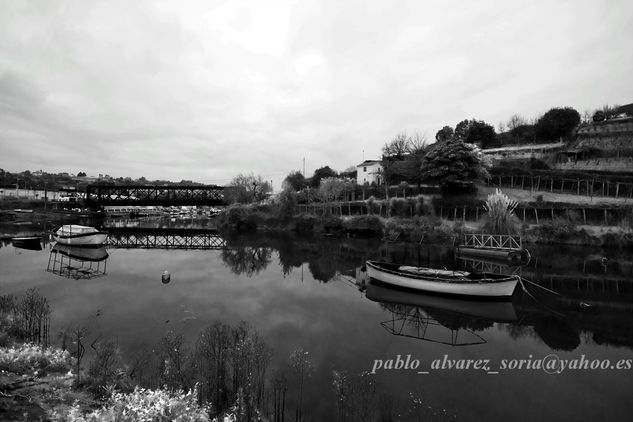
356;160;383;185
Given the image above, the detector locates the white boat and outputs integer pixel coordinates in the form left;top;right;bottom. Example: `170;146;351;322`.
53;225;108;247
365;260;519;298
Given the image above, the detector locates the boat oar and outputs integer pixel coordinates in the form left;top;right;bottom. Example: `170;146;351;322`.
520;276;561;296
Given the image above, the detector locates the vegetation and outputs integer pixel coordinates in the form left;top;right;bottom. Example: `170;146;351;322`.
310;166;338;188
0;343;72;375
420;140;489;191
226;173;273;204
482;188;519;234
282;171;306;191
535;107;580;140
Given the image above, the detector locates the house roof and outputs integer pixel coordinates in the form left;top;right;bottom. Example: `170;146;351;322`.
617;103;633;116
356;160;382;166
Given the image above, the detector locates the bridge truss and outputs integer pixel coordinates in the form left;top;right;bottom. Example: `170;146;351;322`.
85;185;226;207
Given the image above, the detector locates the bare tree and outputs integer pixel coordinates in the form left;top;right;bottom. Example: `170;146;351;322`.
506;114;527;131
409;133;429;154
382;132;411;157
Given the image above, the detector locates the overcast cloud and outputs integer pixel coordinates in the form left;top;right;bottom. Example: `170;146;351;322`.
1;0;632;188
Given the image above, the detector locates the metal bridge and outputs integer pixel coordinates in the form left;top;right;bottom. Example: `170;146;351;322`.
105;227;227;250
85;185;227;207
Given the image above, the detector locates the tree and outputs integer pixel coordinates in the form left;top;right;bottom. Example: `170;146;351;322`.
602;104;621;119
382;132;411;157
318;177;353;202
465;120;497;148
282;171;305;191
409;133;429;154
77;171;87;177
506;114;527;131
310;166;337;188
435;126;454;143
420;140;490;188
592;110;605;122
535;107;580;140
227;173;272;203
454;119;472;141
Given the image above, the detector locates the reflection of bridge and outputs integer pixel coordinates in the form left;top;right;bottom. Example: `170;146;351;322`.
105;228;227;250
85;185;227;207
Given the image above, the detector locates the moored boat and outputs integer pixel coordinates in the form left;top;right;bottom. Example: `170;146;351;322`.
53;225;108;247
365;260;519;298
11;236;43;251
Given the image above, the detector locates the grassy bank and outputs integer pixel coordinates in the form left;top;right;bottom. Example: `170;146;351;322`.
217;198;633;248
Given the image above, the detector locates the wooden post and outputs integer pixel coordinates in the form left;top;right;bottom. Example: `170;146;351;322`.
551;208;554;220
511;176;514;188
550;178;553;192
453;207;457;221
583;208;586;224
536;176;541;191
616;183;620;198
462;207;466;222
534;208;539;224
440;206;443;219
577;179;580;195
521;176;525;189
476;207;479;221
604;208;608;225
522;208;526;222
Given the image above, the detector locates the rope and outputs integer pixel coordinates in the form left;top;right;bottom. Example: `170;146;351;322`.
518;278;565;317
520;276;561;296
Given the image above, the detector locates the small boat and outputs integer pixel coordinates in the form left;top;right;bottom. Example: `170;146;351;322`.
11;236;42;251
365;260;519;298
53;225;108;247
454;234;530;264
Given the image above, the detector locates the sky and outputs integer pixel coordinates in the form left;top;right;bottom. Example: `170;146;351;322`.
1;0;632;189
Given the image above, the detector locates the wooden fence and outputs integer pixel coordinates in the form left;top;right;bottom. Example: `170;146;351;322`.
486;174;633;199
297;201;633;225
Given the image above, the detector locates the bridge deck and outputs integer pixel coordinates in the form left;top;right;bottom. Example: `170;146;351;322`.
85;185;227;207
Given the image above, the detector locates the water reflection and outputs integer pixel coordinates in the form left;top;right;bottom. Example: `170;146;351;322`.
46;243;109;279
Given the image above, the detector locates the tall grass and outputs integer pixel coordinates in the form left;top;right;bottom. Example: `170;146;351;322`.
483;188;519;234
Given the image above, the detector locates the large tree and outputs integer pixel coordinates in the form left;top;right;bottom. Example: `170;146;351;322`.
310;166;337;187
282;171;306;191
465;120;497;148
382;132;411;157
318;177;354;202
435;126;454;143
420;140;489;188
226;173;272;203
454;119;472;141
535;107;580;140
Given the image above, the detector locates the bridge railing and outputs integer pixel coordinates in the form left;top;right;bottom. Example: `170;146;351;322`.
85;185;226;206
462;234;522;250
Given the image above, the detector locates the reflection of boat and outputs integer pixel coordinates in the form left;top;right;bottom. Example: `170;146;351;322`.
11;236;42;251
53;225;108;247
366;261;519;298
366;283;518;322
52;244;109;261
47;243;108;279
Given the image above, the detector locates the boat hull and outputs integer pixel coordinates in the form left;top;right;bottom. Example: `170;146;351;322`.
53;232;108;247
366;261;518;298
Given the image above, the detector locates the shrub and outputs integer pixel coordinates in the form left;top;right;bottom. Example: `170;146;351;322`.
344;216;383;237
317;215;344;235
389;198;413;218
482;189;519;234
277;189;297;221
0;343;73;375
50;386;210;422
366;196;380;215
292;214;317;233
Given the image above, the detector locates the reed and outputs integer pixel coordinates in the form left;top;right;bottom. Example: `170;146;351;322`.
483;188;519;234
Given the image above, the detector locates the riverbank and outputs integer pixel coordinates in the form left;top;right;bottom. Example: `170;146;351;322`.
216;202;633;248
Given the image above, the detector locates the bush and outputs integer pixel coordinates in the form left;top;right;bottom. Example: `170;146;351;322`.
366;196;380;215
0;343;73;375
291;214;317;233
344;216;383;237
277;189;297;221
389;198;413;218
482;188;519;234
50;386;210;422
317;215;344;235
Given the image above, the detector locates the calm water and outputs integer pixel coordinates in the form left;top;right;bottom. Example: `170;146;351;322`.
1;223;633;421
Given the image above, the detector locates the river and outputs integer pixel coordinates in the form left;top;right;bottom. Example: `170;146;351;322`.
1;219;632;421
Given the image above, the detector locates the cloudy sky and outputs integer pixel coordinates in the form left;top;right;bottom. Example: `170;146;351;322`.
1;0;632;188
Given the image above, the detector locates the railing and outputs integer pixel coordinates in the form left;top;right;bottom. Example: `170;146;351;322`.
85;185;226;206
462;234;522;250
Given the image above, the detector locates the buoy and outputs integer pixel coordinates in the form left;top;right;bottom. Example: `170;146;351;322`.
161;271;171;284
